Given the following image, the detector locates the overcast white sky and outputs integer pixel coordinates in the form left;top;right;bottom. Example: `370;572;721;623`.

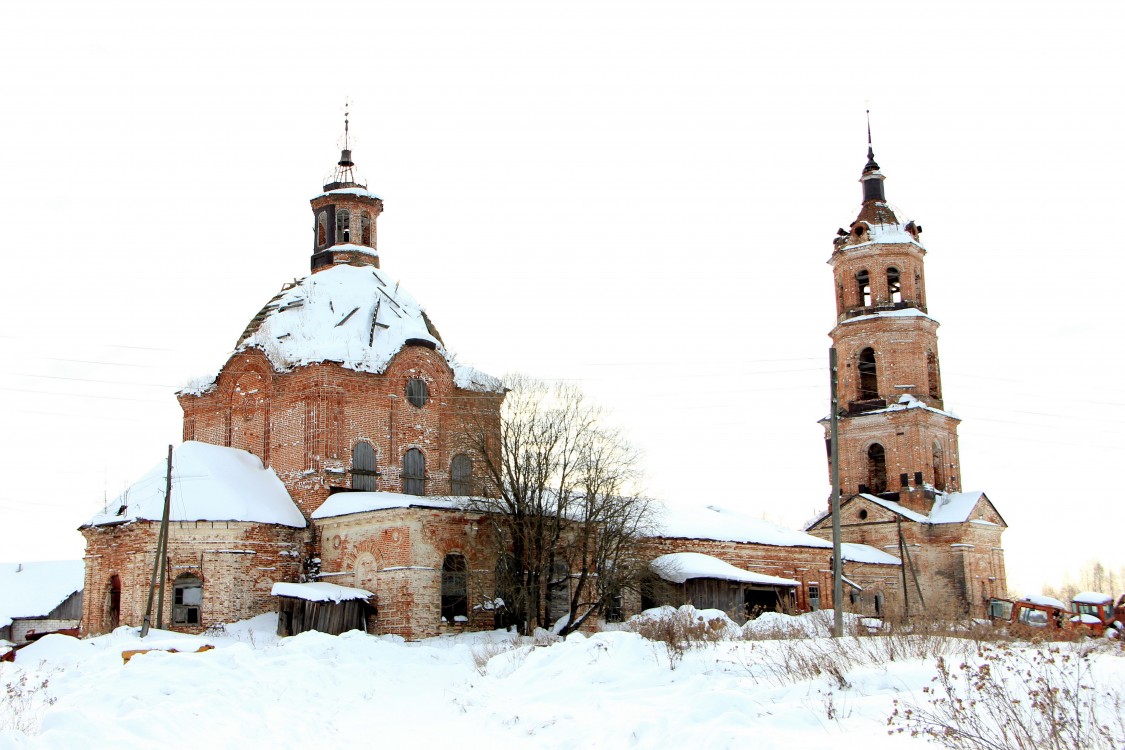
1;0;1122;594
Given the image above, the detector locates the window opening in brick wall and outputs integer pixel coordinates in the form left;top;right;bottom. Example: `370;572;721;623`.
105;575;121;631
856;269;871;307
173;574;202;625
450;453;472;495
406;378;428;408
403;448;425;496
441;554;468;623
932;441;945;491
866;443;887;494
808;584;821;611
858;347;878;400
494;554;522;630
548;559;570;622
360;212;371;244
352;442;377;491
317;212;327;247
887;267;902;303
927;351;942;399
336;209;351;243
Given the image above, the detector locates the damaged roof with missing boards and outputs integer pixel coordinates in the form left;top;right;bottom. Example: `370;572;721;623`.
181;265;502;396
83;441;306;529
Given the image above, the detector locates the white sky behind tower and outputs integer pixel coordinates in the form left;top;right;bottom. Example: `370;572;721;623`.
1;0;1122;594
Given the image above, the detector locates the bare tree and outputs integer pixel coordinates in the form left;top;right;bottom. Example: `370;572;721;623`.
463;375;653;635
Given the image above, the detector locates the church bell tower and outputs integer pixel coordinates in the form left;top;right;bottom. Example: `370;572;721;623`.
825;135;962;514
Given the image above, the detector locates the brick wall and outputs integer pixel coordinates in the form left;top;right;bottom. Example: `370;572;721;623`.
81;520;307;635
179;348;502;519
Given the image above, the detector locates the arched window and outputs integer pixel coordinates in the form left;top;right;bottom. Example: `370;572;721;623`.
867;443;887;494
352;442;377;491
403;448;425;496
316;212;327;247
932;441;945;490
927;351;942;399
887;267;902;303
360;212;371;245
856;270;871;307
858;347;878;400
450;454;472;495
441;554;468;623
494;554;521;629
336;209;351;243
173;573;203;625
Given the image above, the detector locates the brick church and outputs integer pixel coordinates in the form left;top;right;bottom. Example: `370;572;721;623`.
78;128;1006;639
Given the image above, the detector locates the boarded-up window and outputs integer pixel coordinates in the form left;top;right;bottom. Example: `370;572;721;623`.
441;554;468;623
403;448;425;496
867;443;887;494
352;442;377;491
547;559;569;623
450;454;472;495
406;378;428;408
173;574;203;625
858;348;878;400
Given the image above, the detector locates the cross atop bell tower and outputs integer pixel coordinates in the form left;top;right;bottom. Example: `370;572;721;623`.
824;136;961;513
309;107;384;273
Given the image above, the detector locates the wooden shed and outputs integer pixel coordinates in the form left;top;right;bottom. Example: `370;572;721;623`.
271;582;374;636
650;552;799;624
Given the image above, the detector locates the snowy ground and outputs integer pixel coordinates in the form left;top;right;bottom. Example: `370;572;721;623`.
2;609;1123;749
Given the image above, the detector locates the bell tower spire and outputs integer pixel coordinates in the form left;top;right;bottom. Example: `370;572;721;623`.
309;105;384;273
861;110;886;203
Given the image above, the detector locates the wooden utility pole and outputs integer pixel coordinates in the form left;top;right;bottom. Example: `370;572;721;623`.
140;445;173;638
829;348;844;638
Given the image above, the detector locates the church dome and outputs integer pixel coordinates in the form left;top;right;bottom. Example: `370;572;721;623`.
231;264;502;392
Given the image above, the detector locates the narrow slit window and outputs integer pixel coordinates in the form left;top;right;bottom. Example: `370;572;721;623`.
317;212;327;247
858;347;878;400
360;212;371;245
867;443;887;494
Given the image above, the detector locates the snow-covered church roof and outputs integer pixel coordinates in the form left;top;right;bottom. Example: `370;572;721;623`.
183;264;502;395
807;490;1003;530
84;441;306;528
651;552;799;587
655;505;900;565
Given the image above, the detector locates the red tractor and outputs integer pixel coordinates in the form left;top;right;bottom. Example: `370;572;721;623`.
1069;592;1125;637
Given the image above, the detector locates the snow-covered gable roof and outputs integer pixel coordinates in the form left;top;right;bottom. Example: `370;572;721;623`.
271;582;372;603
84;442;306;528
311;491;464;520
0;561;84;629
655;505;899;565
650;553;799;587
223;264;502;394
817;491;1004;529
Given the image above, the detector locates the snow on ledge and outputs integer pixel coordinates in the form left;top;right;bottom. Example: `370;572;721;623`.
271;582;372;603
